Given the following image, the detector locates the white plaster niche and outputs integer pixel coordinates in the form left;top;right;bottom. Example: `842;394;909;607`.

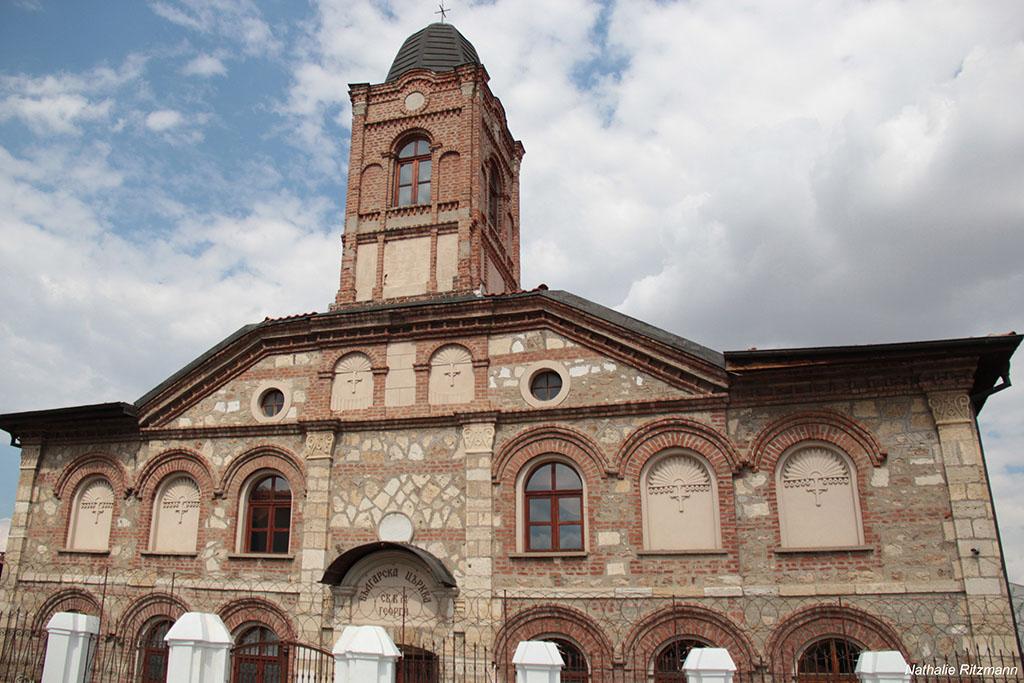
429;344;474;404
404;90;426;112
641;451;721;551
150;475;200;553
378;512;414;543
778;444;864;548
67;476;115;551
331;352;374;411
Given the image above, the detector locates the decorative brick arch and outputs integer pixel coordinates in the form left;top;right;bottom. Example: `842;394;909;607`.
617;418;741;478
53;452;127;500
114;592;189;643
217;445;304;498
217;597;296;640
749;411;886;474
493;425;610;483
495;604;615;681
618;419;739;554
32;589;101;631
134;448;214;500
623;604;756;673
766;604;906;673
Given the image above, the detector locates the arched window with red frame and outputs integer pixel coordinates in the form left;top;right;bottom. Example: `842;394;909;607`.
395;137;431;206
244;474;291;554
524;461;584;552
139;618;172;683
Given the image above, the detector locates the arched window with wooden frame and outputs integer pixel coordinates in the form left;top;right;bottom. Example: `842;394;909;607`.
487;160;501;229
797;638;862;681
138;618;173;683
243;474;292;554
394;137;431;206
524;461;584;552
653;638;712;682
233;625;285;683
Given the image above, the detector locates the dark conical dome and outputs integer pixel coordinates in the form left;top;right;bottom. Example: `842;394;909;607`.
386;23;481;82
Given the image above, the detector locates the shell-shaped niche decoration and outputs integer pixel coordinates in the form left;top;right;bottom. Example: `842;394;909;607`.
646;455;711;513
429;344;474;404
79;478;114;522
332;352;374;411
160;476;200;523
781;447;851;506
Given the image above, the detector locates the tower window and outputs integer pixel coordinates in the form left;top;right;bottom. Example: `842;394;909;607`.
487;163;501;228
395;138;431;206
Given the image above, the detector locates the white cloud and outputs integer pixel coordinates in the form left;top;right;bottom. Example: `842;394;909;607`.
0;518;9;552
0;143;338;409
145;109;185;131
149;0;280;56
182;53;228;77
0;55;145;135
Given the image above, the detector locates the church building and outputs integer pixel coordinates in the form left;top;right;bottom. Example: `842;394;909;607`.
0;21;1021;682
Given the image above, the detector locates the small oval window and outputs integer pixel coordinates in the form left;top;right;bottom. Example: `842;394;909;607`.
529;370;563;401
259;389;285;417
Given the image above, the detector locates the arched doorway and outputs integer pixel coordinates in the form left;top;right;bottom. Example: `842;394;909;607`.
796;638;862;682
653;638;711;682
396;644;439;683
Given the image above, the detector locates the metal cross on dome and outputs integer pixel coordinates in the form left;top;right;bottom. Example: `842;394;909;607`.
435;2;450;22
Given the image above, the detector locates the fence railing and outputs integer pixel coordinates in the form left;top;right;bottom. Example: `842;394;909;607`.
1;559;1022;682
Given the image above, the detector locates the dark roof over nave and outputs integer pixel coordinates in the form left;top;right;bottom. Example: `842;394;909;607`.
386;22;481;82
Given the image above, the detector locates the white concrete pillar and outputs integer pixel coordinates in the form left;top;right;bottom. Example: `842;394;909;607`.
332;625;401;683
164;612;232;683
41;612;99;683
855;651;911;683
512;640;563;683
683;647;737;683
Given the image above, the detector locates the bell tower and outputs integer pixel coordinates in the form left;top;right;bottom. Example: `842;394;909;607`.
332;22;525;308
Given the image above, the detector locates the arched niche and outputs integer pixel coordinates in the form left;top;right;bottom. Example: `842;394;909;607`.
641;449;721;551
321;542;458;629
428;344;474;405
331;352;373;411
150;474;200;553
777;443;864;548
67;476;115;551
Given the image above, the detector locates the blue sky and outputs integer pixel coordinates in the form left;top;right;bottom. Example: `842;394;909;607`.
1;0;1023;580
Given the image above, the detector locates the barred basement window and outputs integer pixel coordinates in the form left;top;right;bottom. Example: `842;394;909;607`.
233;625;284;682
797;638;862;679
140;619;172;683
654;638;712;682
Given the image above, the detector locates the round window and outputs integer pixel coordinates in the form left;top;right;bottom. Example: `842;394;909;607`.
529;370;563;402
259;389;285;417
